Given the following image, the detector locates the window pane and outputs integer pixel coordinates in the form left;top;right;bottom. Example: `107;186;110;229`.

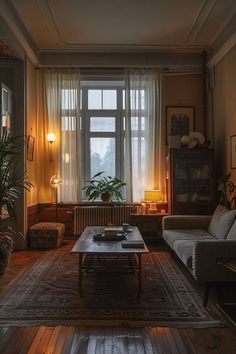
131;117;145;131
90;117;116;132
61;116;76;131
131;89;145;110
123;90;125;110
103;90;117;109
88;90;102;109
61;89;77;109
90;138;115;178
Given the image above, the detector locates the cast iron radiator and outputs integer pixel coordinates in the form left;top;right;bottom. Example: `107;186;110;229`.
74;205;135;235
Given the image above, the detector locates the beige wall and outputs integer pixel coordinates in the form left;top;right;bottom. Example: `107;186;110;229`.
213;45;236;182
26;69;206;204
26;57;38;206
163;74;204;136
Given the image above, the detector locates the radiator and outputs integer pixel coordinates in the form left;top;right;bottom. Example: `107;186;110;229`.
74;205;134;235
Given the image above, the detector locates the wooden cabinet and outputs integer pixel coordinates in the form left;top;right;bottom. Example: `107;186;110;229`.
37;204;75;238
169;148;216;215
130;213;169;242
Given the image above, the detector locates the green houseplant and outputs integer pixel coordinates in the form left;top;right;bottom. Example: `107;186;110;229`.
0;129;32;274
82;171;126;202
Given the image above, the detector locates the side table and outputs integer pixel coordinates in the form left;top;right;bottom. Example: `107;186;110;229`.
130;213;169;242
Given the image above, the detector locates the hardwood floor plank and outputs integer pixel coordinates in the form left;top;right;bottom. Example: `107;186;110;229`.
60;327;76;354
18;327;39;354
112;328;123;354
44;326;62;354
51;326;70;354
170;328;192;354
69;327;89;354
2;327;36;354
0;327;17;353
142;328;155;354
87;330;97;354
149;328;164;354
163;327;183;354
103;327;113;354
27;326;53;354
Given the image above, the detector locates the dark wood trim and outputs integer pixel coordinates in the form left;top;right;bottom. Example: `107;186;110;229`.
27;204;38;231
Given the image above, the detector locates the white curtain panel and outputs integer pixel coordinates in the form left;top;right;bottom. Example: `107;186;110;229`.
125;69;165;202
44;69;82;203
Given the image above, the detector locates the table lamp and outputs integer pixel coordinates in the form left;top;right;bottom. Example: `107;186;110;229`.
144;189;162;214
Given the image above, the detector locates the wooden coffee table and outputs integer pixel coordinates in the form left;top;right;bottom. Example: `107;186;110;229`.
71;226;149;293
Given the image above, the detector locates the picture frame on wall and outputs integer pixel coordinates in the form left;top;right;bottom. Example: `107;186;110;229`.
166;106;195;145
231;135;236;169
27;134;35;161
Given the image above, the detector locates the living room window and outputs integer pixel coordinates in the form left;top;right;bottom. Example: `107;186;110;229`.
44;69;165;203
80;80;125;184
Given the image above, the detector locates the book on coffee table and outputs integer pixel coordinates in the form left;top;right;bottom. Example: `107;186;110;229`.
121;240;144;248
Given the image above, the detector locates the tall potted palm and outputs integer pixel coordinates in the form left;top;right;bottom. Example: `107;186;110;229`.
0;129;32;274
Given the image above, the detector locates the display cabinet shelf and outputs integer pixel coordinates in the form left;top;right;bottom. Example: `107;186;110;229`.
169;148;216;215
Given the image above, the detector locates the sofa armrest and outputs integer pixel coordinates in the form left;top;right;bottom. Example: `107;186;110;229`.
162;215;212;230
193;240;236;282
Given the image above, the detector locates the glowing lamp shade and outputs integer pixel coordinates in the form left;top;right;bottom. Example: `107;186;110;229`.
47;132;56;143
144;189;162;202
50;175;62;189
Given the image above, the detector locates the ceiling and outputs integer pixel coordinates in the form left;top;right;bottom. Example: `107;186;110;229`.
0;0;236;66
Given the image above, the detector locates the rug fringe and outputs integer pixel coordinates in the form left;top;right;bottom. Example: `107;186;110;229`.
0;319;225;328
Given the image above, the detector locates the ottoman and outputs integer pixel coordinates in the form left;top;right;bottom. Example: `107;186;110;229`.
29;222;65;249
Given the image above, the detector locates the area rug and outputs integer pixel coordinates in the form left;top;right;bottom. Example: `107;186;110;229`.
0;245;222;327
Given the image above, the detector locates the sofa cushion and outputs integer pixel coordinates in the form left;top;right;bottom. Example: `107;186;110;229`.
172;240;196;269
208;204;236;239
163;229;214;249
226;219;236;240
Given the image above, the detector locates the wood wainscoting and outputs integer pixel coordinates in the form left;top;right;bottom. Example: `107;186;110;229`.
27;203;140;239
27;204;38;231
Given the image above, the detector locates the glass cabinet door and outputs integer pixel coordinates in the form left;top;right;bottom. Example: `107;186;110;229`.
171;148;215;214
1;83;12;131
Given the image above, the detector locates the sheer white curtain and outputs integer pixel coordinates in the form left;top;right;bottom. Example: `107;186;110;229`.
44;69;82;202
125;69;165;202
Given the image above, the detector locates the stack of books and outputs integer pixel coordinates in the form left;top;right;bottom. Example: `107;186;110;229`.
93;227;126;241
104;227;123;236
121;240;145;248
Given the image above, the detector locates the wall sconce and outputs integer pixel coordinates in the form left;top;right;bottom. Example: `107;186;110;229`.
144;189;163;214
47;133;56;161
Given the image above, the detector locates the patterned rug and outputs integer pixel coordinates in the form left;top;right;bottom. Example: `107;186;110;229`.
0;245;222;327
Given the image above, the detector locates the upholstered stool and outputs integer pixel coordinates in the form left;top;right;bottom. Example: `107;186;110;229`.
29;222;65;249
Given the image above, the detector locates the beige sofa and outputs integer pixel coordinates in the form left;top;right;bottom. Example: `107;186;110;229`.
162;205;236;305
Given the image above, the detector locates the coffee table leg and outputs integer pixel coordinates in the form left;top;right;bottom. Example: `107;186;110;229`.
137;254;142;294
78;253;83;293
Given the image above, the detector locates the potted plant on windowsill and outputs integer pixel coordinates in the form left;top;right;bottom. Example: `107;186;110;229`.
82;171;126;202
0;130;32;275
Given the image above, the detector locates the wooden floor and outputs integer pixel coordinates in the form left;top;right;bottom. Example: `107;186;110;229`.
1;241;236;354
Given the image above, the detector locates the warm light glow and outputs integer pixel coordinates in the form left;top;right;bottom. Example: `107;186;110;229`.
50;175;62;189
47;132;56;143
144;189;162;202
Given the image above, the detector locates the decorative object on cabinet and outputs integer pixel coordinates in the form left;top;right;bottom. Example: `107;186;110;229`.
166;106;194;145
169;148;216;214
143;189;163;214
230;135;236;169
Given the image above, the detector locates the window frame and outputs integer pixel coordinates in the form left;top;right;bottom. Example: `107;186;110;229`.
80;82;125;191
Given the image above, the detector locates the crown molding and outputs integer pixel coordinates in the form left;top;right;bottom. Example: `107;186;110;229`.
207;31;236;67
0;0;39;65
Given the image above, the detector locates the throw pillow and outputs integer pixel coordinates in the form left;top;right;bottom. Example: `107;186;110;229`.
208;204;236;239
